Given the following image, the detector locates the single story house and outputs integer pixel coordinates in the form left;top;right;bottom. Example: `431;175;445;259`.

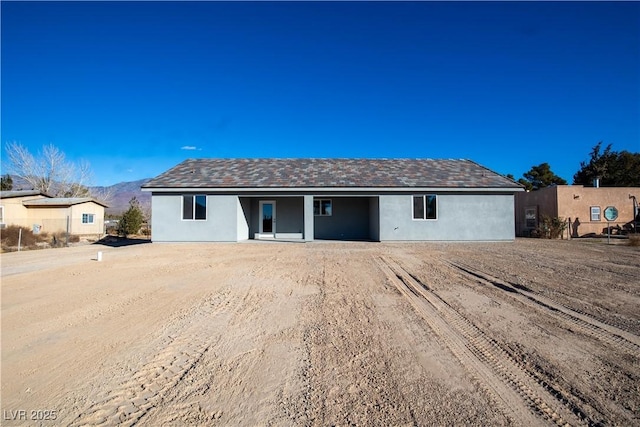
0;190;108;235
515;185;640;237
142;158;523;242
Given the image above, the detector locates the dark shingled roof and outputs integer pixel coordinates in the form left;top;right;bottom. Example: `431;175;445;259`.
143;158;522;189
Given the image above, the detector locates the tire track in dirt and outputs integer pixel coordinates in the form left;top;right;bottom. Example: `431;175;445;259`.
295;269;326;424
449;245;640;332
290;256;424;426
449;261;640;354
453;254;640;334
68;291;236;427
135;276;302;426
376;256;589;427
140;342;267;425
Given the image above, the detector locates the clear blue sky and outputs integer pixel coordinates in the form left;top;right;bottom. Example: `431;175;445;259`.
2;1;639;186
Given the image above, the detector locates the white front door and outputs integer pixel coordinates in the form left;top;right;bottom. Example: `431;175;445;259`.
259;200;276;237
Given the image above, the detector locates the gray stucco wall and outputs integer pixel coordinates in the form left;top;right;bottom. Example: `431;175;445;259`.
369;197;380;241
304;195;314;241
248;197;304;236
314;197;371;240
237;198;250;240
151;194;239;242
151;192;515;242
274;197;304;234
379;193;515;241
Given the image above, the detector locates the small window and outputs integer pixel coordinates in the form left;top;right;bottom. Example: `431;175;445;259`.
525;207;537;228
413;195;437;220
82;213;95;224
313;199;332;216
183;195;207;220
0;206;4;223
590;206;601;222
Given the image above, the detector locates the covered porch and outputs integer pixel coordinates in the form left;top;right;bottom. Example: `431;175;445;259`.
238;195;380;242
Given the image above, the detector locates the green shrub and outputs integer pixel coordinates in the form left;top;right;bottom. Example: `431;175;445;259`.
536;215;568;239
118;197;145;237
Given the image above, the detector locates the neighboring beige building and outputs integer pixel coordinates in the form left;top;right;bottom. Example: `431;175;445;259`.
0;190;108;236
515;185;640;237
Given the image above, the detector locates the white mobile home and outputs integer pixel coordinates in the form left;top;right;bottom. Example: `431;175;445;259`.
0;190;107;235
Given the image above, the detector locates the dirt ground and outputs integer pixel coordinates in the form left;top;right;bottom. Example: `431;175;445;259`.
1;239;639;426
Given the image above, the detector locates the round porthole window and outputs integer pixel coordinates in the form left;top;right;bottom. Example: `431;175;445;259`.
603;206;618;221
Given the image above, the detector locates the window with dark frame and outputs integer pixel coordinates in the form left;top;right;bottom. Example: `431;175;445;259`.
525;208;537;228
183;195;207;220
412;195;437;220
313;199;332;216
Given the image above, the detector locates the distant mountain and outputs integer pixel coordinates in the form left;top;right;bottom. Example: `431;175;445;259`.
91;179;152;215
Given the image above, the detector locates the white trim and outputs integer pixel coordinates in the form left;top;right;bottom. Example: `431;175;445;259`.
181;194;208;221
143;186;523;193
313;198;332;216
82;213;95;224
259;200;276;237
254;232;302;240
276;232;302;239
411;194;438;221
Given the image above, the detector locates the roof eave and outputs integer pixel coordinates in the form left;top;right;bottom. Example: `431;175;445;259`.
22;198;109;208
142;186;523;193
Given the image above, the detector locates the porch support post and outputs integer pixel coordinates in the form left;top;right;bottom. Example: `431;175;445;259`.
304;195;314;242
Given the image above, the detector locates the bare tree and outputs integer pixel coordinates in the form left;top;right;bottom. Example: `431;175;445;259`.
89;185;115;207
4;141;112;204
140;198;152;222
